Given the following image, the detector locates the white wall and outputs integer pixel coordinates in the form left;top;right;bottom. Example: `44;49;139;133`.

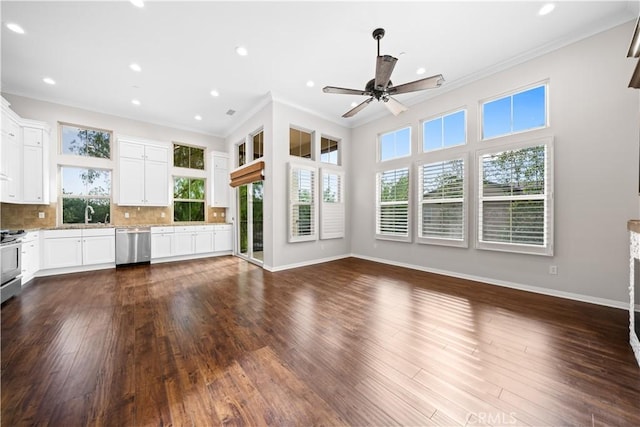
349;22;640;305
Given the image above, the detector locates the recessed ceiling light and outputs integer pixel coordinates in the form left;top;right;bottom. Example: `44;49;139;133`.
210;89;219;97
42;77;56;85
6;23;25;34
538;3;555;16
306;80;315;88
129;63;142;72
416;67;426;75
235;46;248;56
130;0;144;8
131;99;141;106
194;115;202;121
351;102;358;107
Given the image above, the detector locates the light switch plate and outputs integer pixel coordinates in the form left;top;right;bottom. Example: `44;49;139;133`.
125;212;130;218
38;212;45;219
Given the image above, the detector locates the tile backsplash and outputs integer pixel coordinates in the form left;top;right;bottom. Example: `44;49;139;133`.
1;202;228;229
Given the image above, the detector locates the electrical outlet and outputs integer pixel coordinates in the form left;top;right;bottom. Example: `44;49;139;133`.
160;212;165;218
38;212;45;219
549;265;558;275
125;212;130;219
221;212;225;217
213;212;217;217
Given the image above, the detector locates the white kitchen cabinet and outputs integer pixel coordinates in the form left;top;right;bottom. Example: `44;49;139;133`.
1;135;22;202
22;144;43;202
21;231;40;285
209;152;230;207
213;224;232;252
194;228;214;254
42;228;114;270
118;139;169;206
173;228;194;256
151;227;174;258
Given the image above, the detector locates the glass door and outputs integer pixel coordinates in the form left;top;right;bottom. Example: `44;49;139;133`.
237;181;263;264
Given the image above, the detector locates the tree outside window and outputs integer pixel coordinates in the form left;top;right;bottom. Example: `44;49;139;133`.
61;124;111;159
174;177;205;222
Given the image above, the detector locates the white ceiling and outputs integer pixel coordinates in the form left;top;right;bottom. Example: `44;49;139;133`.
1;1;638;138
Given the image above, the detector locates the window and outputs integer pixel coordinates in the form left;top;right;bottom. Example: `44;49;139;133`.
61;167;111;224
290;128;313;159
477;138;553;255
320;168;344;239
376;167;410;241
60;124;111;159
320;136;339;165
288;163;317;242
173;177;205;222
482;84;547;140
253;130;264;160
423;110;466;152
418;158;466;246
173;144;205;170
237;141;246;167
380;127;411;161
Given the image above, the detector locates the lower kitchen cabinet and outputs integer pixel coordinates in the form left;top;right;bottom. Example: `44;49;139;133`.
42;228;114;270
214;224;232;252
150;224;232;262
21;231;40;285
151;227;173;258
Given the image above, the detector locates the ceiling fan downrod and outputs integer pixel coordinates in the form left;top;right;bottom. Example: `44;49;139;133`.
372;28;385;57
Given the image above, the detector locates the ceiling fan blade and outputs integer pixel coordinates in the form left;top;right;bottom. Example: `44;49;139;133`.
323;86;370;96
389;74;445;95
374;55;397;90
342;97;374;118
383;96;408;116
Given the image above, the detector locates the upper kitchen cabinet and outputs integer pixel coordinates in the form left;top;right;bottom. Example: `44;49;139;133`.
118;137;169;206
209;151;229;207
1;98;50;204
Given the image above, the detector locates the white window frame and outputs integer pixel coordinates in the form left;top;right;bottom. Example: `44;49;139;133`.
320;167;345;240
288;163;318;243
252;128;264;161
59;166;112;225
480;82;549;141
376;167;411;242
421;108;467;153
417;153;468;247
476;137;554;256
379;126;412;162
289;126;315;161
320;135;340;165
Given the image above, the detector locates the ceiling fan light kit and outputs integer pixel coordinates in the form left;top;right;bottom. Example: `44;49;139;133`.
323;27;444;118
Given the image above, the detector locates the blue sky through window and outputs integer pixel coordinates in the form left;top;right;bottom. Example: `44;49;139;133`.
380;127;411;161
483;85;546;139
424;110;466;151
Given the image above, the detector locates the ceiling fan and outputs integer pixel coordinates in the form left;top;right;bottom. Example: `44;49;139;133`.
323;28;444;118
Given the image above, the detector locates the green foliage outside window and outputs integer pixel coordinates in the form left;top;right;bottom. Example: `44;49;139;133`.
61;124;111;159
173;144;205;170
174;177;205;222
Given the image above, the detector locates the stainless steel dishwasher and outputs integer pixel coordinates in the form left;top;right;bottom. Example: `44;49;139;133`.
115;227;151;266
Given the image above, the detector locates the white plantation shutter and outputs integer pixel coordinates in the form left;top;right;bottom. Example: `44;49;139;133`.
320;169;345;239
418;158;466;246
477;138;553;256
288;163;317;242
376;167;410;241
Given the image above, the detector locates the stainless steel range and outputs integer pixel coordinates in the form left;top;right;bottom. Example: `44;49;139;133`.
1;230;26;304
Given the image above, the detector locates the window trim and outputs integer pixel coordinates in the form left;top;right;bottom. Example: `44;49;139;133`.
421;108;467;153
378;125;412;163
251;128;264;161
476;137;554;256
288;162;318;243
416;153;468;248
480;81;549;142
376;166;411;242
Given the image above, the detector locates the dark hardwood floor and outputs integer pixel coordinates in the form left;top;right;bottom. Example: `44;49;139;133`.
2;256;639;426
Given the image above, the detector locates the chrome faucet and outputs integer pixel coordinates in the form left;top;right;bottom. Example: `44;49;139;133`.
104;213;109;224
85;204;95;224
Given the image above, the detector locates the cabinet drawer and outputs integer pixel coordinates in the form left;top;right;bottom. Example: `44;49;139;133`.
191;225;214;232
43;229;82;238
23;127;43;147
151;226;174;234
83;228;115;237
174;226;195;233
119;141;145;159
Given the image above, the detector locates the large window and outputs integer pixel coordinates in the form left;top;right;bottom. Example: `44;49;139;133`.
376;167;410;241
320;168;344;239
173;144;204;170
477;138;553;255
423;110;466;152
290;127;313;159
418;158;466;246
61;167;111;224
482;84;547;140
253;130;264;160
173;177;205;222
60;124;111;159
288;164;317;242
380;127;411;161
320;137;340;165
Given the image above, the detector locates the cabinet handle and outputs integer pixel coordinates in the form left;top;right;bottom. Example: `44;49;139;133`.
8;132;14;137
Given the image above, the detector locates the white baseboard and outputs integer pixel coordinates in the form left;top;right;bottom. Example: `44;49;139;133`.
150;251;232;264
351;253;628;310
264;253;351;272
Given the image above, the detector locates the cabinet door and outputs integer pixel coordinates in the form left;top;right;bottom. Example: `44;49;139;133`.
21;238;39;285
151;233;173;258
23;145;43;203
1;136;22;202
23;127;43;147
144;160;169;206
144;145;168;163
43;237;83;269
173;232;194;256
212;167;229;207
194;231;214;254
214;228;232;252
83;235;115;265
119;157;145;205
120;141;145;159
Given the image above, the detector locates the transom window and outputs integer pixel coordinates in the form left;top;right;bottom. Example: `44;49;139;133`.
237;141;246;167
253;130;264;160
61;167;111;224
173;144;205;170
290;128;313;159
173;177;205;222
376;167;410;240
60;123;111;159
380;127;411;162
477;139;553;255
320;136;339;165
482;84;547;140
423;110;466;152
